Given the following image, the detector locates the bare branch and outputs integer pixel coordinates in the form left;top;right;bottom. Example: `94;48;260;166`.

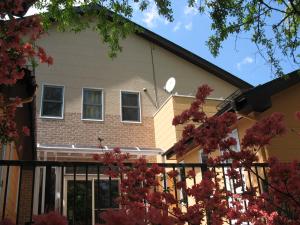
259;0;287;14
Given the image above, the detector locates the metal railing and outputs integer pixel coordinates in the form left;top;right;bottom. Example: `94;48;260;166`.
0;160;269;225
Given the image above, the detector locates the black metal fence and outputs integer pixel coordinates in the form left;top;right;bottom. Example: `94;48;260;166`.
0;160;269;225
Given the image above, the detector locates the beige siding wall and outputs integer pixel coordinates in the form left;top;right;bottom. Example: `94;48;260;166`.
36;28;238;148
153;96;176;151
154;95;222;156
173;97;221;140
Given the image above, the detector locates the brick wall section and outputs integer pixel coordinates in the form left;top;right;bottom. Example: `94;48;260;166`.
37;113;155;148
17;167;33;225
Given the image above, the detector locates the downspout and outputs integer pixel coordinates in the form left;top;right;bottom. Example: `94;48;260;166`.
150;44;159;109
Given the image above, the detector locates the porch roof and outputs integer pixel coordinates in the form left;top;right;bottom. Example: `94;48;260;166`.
37;143;163;159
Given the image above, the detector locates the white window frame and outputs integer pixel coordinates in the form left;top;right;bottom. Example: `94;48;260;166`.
228;129;241;153
40;84;65;119
63;175;120;225
120;90;142;123
81;87;104;122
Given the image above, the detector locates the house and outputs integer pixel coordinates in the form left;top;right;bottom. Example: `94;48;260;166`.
164;69;300;163
157;70;300;219
27;17;252;224
0;6;254;223
34;24;251;163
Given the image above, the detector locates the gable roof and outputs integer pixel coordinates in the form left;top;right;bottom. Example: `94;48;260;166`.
50;5;253;89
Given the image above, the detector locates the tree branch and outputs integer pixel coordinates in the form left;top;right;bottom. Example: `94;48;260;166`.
259;0;287;14
248;167;300;208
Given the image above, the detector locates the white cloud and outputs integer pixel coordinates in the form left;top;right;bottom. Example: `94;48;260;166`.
237;56;254;70
142;5;160;28
173;22;182;32
184;22;193;31
163;19;170;25
184;5;198;16
141;1;170;28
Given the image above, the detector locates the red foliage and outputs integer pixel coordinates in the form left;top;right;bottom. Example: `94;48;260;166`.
96;85;300;225
2;1;300;223
0;212;68;225
22;126;30;136
0;219;15;225
1;0;52;144
32;211;68;225
295;111;300;121
242;112;286;149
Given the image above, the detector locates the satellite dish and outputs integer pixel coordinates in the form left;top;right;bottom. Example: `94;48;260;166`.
164;77;176;93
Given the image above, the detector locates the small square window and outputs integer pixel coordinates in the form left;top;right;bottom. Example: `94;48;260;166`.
41;85;64;118
82;88;103;120
121;91;141;122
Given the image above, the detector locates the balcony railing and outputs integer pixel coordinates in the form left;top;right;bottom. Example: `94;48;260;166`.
0;160;269;225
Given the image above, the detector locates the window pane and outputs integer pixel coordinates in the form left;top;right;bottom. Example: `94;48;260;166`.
82;89;103;120
42;102;62;117
43;86;63;101
122;107;140;121
94;180;119;209
83;105;102;120
121;93;139;106
67;181;92;225
200;151;208;164
83;89;102;105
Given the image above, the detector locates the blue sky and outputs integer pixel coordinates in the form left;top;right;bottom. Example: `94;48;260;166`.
130;1;299;86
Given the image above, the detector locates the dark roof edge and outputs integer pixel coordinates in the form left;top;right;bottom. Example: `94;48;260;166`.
217;69;300;115
247;69;300;95
136;28;252;89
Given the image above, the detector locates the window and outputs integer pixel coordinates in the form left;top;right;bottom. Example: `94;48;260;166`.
121;91;141;122
94;180;119;224
41;85;64;118
82;88;103;120
66;179;119;225
67;180;92;225
199;149;208;164
229;129;241;152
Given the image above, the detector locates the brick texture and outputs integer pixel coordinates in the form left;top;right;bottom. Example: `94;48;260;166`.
37;113;155;148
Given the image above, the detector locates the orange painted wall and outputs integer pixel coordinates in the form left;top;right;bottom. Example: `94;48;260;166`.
257;83;300;161
235;117;268;162
234;83;300;162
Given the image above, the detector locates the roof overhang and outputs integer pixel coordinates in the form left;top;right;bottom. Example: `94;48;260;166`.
217;70;300;116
